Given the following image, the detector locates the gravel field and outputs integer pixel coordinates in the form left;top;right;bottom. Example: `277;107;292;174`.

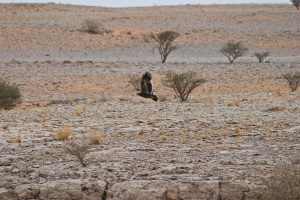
0;3;299;200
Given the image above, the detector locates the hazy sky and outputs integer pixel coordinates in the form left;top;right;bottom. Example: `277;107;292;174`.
0;0;289;7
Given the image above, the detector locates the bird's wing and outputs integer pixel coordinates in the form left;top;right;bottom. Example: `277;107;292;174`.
141;72;152;94
140;79;148;93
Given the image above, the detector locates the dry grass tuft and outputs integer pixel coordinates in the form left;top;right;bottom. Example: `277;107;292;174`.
182;133;188;144
2;124;9;130
40;115;46;123
220;129;227;138
201;96;213;103
139;127;145;135
148;119;156;126
199;131;209;140
56;125;72;141
89;129;101;145
74;105;84;116
234;136;242;144
161;135;169;142
192;97;201;103
219;143;228;150
159;94;168;102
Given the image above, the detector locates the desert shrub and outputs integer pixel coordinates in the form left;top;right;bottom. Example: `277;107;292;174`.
127;74;141;91
162;70;206;101
291;0;300;9
253;51;270;63
283;72;300;92
150;31;180;63
260;161;300;200
219;41;248;63
81;20;103;34
64;138;91;167
0;79;21;110
56;125;72;141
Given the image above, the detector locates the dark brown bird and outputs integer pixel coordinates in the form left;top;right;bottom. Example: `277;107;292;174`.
137;72;158;101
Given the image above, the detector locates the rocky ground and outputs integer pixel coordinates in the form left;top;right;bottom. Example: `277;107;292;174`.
0;3;300;200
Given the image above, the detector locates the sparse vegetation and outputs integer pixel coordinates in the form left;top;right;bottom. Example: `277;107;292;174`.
253;51;270;63
0;79;21;110
291;0;300;9
64;138;91;167
89;129;101;145
81;20;102;34
127;74;141;91
260;160;300;200
81;20;111;34
219;41;248;63
283;72;300;92
56;125;72;141
149;31;180;63
74;105;84;116
2;124;9;130
162;71;206;101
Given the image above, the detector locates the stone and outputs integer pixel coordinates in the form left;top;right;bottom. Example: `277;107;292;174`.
14;179;107;200
0;159;11;166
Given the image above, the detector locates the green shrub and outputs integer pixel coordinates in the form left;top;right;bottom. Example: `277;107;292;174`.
253;51;270;63
150;31;180;63
219;41;248;63
0;79;21;110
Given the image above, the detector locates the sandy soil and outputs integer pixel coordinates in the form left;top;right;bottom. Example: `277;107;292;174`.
0;3;299;200
0;3;300;62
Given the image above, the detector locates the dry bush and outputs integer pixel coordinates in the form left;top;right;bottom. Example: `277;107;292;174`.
150;31;180;63
81;20;102;34
291;0;300;9
219;41;248;63
162;70;206;101
283;72;300;92
56;125;72;141
89;129;101;145
260;161;300;200
64;138;91;167
81;20;111;35
253;51;270;63
127;74;141;91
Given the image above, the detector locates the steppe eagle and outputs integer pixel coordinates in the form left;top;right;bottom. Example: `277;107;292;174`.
137;72;158;101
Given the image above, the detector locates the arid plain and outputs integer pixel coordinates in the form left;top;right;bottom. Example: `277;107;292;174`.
0;3;300;200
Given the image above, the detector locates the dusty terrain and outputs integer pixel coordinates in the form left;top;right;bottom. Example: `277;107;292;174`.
0;3;300;200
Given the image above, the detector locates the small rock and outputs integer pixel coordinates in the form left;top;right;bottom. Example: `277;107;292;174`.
0;159;11;166
11;168;20;173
